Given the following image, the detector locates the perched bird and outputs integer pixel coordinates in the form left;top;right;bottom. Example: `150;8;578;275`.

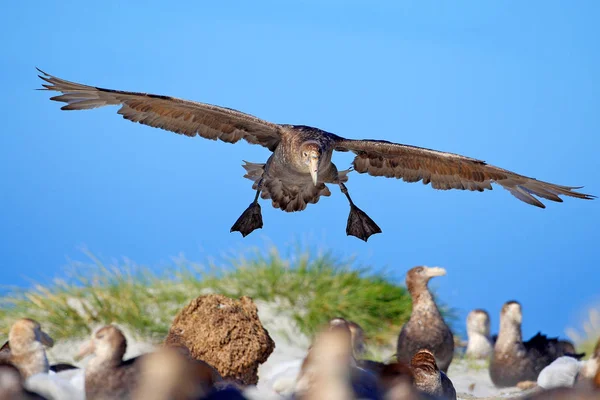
37;69;594;241
465;309;493;359
397;267;454;373
410;350;456;400
489;301;585;387
75;325;142;400
0;319;54;379
0;342;77;374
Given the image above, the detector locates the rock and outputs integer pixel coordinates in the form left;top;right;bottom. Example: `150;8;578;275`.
165;294;275;385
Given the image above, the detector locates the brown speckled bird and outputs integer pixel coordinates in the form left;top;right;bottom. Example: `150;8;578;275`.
397;266;454;373
410;349;456;400
38;69;594;241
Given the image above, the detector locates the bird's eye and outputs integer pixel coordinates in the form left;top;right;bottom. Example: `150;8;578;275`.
303;152;308;157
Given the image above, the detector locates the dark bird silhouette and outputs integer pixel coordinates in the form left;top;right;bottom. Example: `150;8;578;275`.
37;69;594;241
397;267;454;373
490;301;586;388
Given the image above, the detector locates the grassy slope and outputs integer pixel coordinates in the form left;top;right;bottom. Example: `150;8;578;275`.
0;247;421;348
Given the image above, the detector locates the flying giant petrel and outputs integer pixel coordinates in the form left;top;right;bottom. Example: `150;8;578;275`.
37;69;594;241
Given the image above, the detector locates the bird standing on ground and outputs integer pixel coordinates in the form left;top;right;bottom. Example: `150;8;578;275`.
397;266;454;373
38;69;594;241
489;301;585;388
465;309;493;359
75;325;142;400
0;319;54;379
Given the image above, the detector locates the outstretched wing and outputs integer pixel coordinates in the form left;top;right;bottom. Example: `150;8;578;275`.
37;68;283;151
334;138;594;208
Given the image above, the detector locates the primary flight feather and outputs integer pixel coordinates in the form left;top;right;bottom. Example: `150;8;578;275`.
37;68;594;241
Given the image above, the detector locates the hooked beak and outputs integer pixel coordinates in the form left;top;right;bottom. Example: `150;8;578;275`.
425;266;446;278
39;330;54;347
309;157;319;186
74;340;95;361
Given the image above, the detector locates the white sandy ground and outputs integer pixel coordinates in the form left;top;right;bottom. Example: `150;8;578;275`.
26;301;582;399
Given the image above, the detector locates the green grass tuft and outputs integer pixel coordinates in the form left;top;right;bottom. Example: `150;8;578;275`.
566;305;600;358
0;247;452;350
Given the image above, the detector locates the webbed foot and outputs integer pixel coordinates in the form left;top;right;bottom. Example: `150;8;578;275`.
231;202;263;237
346;204;381;242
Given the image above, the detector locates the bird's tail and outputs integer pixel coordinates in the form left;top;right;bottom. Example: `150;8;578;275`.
242;161;265;189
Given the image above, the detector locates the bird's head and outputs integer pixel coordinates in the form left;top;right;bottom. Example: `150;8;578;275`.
501;301;522;325
75;324;127;363
467;309;491;336
405;266;446;294
8;318;54;354
300;141;321;186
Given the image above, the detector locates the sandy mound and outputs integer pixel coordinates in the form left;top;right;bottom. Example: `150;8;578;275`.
165;294;275;385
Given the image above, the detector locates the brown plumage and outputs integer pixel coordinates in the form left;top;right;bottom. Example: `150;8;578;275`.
397;267;454;373
524;387;600;400
133;347;217;400
489;301;585;388
0;361;47;400
410;350;456;400
296;327;356;400
377;362;426;400
76;325;142;400
0;342;77;374
327;318;388;377
38;69;594;241
0;319;54;379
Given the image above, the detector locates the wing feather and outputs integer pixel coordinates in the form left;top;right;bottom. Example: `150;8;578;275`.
334;138;594;207
38;68;283;150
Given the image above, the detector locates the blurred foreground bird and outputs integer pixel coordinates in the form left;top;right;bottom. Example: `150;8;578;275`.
133;347;217;400
0;319;54;379
410;349;456;400
38;69;594;241
0;361;46;400
75;325;142;400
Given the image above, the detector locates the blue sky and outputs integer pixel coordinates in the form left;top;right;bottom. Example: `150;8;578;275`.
1;1;598;340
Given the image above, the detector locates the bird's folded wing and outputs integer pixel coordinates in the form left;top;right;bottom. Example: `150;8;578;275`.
334;138;594;208
37;69;283;151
